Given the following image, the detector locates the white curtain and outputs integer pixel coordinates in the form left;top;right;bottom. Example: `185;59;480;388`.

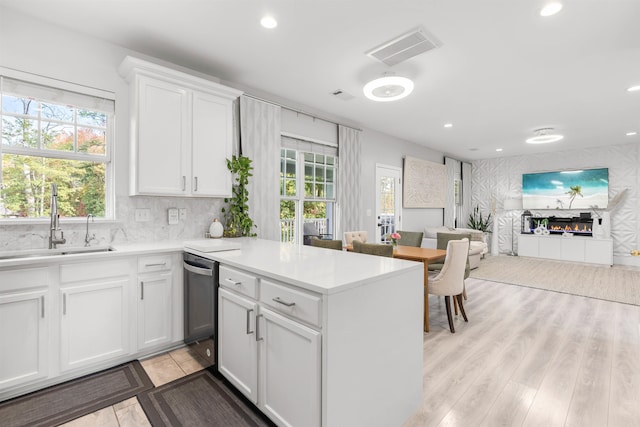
337;125;362;235
461;162;472;228
444;157;458;228
240;96;281;241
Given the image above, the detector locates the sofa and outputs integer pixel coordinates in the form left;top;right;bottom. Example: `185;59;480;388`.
421;226;488;269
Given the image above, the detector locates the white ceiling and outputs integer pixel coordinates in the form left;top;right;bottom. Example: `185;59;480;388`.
2;0;640;161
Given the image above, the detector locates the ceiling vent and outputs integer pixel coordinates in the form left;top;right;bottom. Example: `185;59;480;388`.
365;26;441;67
331;89;355;101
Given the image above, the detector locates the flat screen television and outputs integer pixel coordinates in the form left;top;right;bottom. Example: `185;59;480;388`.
522;168;609;210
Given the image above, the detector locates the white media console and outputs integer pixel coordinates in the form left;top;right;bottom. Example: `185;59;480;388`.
518;234;613;266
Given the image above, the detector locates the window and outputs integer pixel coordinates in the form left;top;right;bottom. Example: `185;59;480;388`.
0;75;114;220
280;136;337;244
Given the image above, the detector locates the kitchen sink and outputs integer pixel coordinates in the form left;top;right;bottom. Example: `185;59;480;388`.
0;246;114;260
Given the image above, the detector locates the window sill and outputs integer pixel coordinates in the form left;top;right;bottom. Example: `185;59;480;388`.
0;218;119;226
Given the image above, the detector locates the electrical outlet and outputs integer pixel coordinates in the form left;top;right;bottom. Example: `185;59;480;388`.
179;208;187;220
167;208;179;225
135;208;151;222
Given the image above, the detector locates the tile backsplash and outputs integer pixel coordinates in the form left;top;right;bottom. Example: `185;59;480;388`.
0;195;225;251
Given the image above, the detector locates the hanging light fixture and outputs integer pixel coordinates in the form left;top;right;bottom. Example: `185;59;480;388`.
363;74;414;102
526;128;564;144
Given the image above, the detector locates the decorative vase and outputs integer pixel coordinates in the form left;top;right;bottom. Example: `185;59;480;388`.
392;240;397;248
209;218;224;238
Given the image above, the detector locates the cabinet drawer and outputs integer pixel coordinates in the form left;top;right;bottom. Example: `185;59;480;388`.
60;259;130;283
138;254;173;273
219;265;257;299
0;267;49;293
260;279;321;328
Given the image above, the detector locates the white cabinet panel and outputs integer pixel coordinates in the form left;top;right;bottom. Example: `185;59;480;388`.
138;271;173;350
518;234;613;265
60;278;129;372
259;307;321;427
561;239;585;262
218;288;258;403
191;91;233;197
585;239;614;265
539;237;562;259
136;76;189;195
0;289;48;388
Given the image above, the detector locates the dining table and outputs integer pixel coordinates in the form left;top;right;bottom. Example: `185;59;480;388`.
345;244;446;332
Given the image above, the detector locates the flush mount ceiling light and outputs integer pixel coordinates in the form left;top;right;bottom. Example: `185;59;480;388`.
444;123;453;128
260;15;277;29
627;85;640;92
540;2;563;16
363;75;414;102
525;128;564;144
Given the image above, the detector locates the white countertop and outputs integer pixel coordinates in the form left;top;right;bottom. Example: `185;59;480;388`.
0;238;422;295
188;238;422;294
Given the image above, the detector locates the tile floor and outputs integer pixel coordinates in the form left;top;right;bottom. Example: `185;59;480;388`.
60;346;208;426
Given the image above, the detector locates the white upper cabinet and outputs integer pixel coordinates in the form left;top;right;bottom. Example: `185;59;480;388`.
119;56;242;197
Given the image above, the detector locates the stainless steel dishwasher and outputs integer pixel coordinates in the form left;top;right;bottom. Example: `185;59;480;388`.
183;252;218;371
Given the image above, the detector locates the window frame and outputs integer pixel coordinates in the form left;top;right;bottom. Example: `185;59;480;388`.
0;70;115;222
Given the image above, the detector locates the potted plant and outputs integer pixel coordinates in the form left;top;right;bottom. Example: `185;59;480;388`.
221;155;257;237
467;205;492;233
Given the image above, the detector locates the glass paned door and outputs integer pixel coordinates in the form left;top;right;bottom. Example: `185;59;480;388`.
375;165;402;243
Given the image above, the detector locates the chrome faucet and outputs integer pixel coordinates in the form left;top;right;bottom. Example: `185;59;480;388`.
85;214;97;247
48;183;66;249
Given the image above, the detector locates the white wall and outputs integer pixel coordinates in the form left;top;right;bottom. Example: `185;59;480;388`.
472;142;640;266
360;128;444;239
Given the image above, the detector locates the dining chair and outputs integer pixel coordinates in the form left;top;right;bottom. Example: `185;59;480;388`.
343;231;368;245
309;237;344;251
428;238;469;333
303;222;320;245
395;230;423;247
352;240;393;258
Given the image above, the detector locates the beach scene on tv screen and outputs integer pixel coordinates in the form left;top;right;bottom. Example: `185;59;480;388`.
522;168;609;210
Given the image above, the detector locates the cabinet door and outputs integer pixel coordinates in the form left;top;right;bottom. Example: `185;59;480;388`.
218;288;258;403
138;272;172;350
585;239;613;265
191;91;232;197
517;235;538;257
136;76;189;195
259;307;321;427
561;238;585;262
0;289;48;388
60;279;129;372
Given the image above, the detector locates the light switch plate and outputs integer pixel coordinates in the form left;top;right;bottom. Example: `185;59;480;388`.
167;208;179;225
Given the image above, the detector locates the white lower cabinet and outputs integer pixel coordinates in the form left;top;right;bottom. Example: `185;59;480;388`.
518;234;613;265
137;254;175;350
259;307;321;427
218;266;322;427
59;259;131;372
0;268;50;390
218;287;258;402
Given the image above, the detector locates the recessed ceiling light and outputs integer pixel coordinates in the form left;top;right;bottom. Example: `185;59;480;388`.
526;128;564;144
363;76;414;102
444;123;453;128
540;2;563;17
260;15;278;29
626;131;638;136
627;85;640;92
496;148;503;152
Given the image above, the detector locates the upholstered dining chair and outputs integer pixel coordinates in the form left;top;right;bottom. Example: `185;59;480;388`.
429;232;471;280
343;231;368;245
395;230;423;247
428;238;470;333
352;240;393;258
309;237;343;251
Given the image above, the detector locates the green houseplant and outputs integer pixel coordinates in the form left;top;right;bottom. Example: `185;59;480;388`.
467;205;492;232
221;155;257;237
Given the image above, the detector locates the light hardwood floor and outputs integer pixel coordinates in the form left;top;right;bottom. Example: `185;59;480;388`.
404;278;640;427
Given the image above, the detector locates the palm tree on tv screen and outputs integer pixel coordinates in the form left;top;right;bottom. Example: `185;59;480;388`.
566;185;583;209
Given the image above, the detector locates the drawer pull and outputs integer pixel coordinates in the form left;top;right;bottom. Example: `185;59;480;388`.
272;297;295;307
145;262;167;267
225;278;242;286
246;309;254;335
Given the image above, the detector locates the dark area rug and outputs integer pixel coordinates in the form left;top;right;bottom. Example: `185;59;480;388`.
138;370;272;427
0;360;153;427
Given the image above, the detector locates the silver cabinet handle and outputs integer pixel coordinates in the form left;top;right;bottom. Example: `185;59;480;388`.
246;308;254;334
256;314;264;342
145;262;167;267
41;296;45;318
194;176;198;192
225;278;242;286
182;176;186;191
63;293;67;315
141;281;144;300
273;297;295;307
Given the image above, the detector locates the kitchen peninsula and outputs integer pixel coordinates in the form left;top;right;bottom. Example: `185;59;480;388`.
0;238;424;427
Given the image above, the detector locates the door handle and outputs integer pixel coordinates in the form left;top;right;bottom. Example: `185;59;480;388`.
182;176;186;191
194;176;198;192
256;314;264;342
41;296;45;318
246;309;254;334
141;281;144;300
63;293;67;315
